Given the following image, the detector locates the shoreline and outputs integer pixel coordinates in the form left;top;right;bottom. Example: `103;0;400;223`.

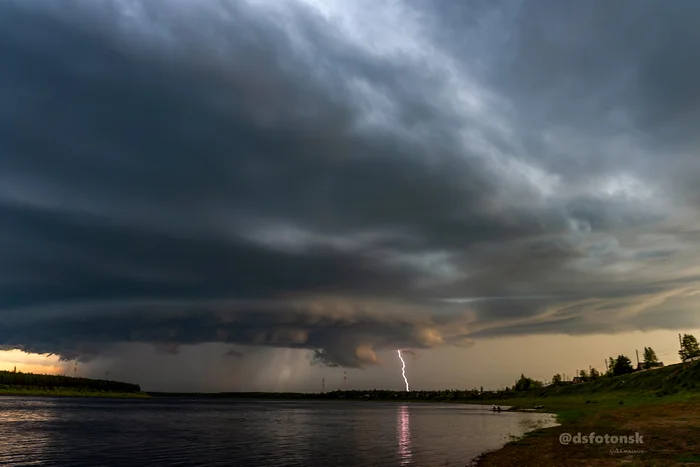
465;404;560;467
468;394;700;466
0;388;150;398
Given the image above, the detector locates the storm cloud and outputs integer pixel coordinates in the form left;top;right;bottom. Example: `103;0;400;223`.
2;0;700;370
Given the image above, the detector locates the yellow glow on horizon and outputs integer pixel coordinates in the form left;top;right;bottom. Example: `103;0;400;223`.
0;350;65;375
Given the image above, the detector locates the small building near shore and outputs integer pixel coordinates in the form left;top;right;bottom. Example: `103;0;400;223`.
636;362;664;371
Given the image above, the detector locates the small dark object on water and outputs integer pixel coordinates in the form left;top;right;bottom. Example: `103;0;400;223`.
491;405;502;412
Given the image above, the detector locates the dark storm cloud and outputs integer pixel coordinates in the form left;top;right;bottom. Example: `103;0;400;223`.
0;296;476;367
502;1;700;139
1;0;700;368
415;0;700;198
504;1;700;197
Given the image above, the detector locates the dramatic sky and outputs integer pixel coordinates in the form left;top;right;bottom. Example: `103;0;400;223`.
2;0;700;391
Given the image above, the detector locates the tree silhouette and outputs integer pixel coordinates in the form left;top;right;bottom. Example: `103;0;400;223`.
679;334;700;362
613;355;634;376
643;347;658;365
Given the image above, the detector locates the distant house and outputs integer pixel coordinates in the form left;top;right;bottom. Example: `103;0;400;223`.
571;376;587;384
682;356;700;364
636;361;664;371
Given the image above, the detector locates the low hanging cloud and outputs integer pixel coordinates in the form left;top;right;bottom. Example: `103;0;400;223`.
2;0;700;369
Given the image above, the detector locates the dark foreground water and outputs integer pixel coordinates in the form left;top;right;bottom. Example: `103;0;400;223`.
0;397;556;467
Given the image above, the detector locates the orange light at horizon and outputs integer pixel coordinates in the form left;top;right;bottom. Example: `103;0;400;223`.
0;350;65;375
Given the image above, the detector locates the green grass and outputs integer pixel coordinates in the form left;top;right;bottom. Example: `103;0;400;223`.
468;366;700;466
461;361;700;423
462;363;700;466
491;392;698;422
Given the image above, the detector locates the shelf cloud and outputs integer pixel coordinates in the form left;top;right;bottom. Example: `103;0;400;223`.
2;0;700;369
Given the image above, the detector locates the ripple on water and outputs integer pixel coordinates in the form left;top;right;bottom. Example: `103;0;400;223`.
0;398;556;467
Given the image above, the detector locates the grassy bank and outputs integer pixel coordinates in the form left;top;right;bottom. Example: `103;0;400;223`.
470;361;700;466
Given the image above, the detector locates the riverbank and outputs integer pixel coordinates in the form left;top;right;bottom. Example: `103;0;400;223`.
0;386;150;398
470;392;700;466
0;369;145;398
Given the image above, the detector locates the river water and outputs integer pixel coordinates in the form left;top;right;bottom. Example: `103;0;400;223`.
0;397;556;466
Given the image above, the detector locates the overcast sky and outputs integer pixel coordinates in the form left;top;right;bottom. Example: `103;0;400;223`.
2;0;700;392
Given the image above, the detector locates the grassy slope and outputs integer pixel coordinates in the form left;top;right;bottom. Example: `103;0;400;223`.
472;361;700;466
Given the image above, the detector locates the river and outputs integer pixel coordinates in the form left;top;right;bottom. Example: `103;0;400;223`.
0;397;556;466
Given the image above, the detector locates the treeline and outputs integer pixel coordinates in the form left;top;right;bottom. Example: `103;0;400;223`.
0;370;141;393
512;351;653;392
147;389;490;401
320;389;486;401
511;335;700;392
148;391;316;399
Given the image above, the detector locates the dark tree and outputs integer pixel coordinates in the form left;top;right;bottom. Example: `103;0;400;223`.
613;355;634;376
679;334;700;362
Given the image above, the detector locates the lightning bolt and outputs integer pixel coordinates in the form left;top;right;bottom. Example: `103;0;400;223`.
397;350;409;391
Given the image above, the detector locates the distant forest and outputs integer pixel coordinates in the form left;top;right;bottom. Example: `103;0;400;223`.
147;389;490;401
0;370;141;393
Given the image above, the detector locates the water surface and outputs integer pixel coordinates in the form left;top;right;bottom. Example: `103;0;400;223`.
0;397;556;466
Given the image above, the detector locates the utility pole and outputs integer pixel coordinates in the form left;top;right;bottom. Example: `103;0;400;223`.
321;378;325;394
604;359;608;372
635;349;640;367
